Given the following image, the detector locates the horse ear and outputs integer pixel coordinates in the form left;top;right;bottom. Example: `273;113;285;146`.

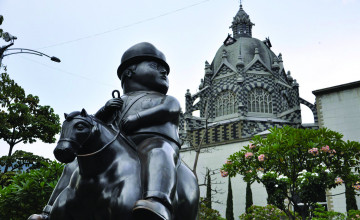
64;113;68;119
80;109;88;117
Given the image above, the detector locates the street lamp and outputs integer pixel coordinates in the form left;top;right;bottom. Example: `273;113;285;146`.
0;32;61;67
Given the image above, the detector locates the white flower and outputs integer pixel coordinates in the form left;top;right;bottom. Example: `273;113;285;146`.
277;174;288;180
325;169;330;173
298;169;307;175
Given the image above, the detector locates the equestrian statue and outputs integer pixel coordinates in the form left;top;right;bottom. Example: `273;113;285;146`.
28;42;200;220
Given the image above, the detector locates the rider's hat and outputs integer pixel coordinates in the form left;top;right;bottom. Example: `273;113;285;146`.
117;42;170;79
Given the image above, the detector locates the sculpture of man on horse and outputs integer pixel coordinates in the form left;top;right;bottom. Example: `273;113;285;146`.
28;42;199;220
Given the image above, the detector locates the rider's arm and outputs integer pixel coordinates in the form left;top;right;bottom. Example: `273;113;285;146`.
95;98;123;123
122;96;180;132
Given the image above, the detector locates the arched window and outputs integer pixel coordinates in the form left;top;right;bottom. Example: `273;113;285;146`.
248;88;273;113
215;91;237;117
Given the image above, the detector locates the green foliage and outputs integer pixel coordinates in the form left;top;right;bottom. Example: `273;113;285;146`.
312;203;346;220
239;204;292;220
199;197;226;220
222;126;360;218
226;177;234;220
0;150;50;171
347;210;360;219
0;150;51;186
0;72;61;172
245;182;253;213
0;160;64;220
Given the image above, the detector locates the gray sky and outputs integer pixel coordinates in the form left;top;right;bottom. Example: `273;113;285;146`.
1;0;360;160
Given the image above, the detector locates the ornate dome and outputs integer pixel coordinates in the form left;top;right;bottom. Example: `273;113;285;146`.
211;37;277;73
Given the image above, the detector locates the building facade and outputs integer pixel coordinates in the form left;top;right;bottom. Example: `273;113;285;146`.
312;81;360;213
179;4;317;149
179;4;319;217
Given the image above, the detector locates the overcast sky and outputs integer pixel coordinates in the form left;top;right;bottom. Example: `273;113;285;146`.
1;0;359;160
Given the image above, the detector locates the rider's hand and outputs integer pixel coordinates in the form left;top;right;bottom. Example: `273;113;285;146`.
104;98;123;112
121;114;140;134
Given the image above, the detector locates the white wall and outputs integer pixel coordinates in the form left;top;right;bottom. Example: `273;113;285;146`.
317;87;360;142
316;86;360;210
180;141;267;218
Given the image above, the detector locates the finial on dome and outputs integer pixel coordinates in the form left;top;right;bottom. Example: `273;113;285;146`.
287;71;293;82
205;60;212;75
205;60;210;67
255;48;259;54
272;60;280;71
236;55;245;68
292;79;299;87
222;50;228;59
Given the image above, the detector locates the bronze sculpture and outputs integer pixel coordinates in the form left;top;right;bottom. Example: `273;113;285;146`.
28;43;199;220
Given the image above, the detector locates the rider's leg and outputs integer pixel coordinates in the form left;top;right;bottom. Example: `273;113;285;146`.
132;136;179;220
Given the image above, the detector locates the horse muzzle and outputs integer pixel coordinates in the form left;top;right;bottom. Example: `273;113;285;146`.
54;140;79;163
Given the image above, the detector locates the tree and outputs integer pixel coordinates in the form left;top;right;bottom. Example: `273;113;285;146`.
226;176;234;220
205;168;212;209
0;150;51;186
0;160;64;220
0;72;61;173
245;182;253;213
0;15;3;37
222;126;360;219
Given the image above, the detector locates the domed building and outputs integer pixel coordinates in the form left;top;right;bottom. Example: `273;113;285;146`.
180;4;317;147
179;4;319;217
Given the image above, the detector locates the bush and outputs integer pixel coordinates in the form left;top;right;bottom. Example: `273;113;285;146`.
347;210;360;219
312;203;346;220
199;198;226;220
0;161;64;220
239;204;295;220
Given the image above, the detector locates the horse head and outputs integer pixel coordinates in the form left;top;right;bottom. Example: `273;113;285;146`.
54;109;101;163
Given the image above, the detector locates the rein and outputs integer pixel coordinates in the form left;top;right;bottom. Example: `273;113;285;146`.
58;116;121;158
77;130;120;157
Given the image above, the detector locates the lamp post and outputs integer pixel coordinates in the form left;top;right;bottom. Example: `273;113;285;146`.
0;32;61;67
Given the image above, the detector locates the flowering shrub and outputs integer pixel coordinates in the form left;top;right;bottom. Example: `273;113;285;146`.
244;152;253;159
239;204;293;220
249;143;256;149
220;170;228;177
321;145;330;152
258;154;265;162
222;126;360;219
347;210;360;219
335;177;344;185
353;181;360;191
308;147;319;156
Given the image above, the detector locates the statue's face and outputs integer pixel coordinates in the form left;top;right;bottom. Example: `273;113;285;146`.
132;60;169;94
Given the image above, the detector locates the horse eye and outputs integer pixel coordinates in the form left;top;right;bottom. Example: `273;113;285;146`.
75;123;86;131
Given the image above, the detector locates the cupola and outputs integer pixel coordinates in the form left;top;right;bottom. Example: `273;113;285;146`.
230;4;254;38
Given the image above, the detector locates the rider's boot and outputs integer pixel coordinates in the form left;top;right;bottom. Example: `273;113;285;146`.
133;198;171;220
